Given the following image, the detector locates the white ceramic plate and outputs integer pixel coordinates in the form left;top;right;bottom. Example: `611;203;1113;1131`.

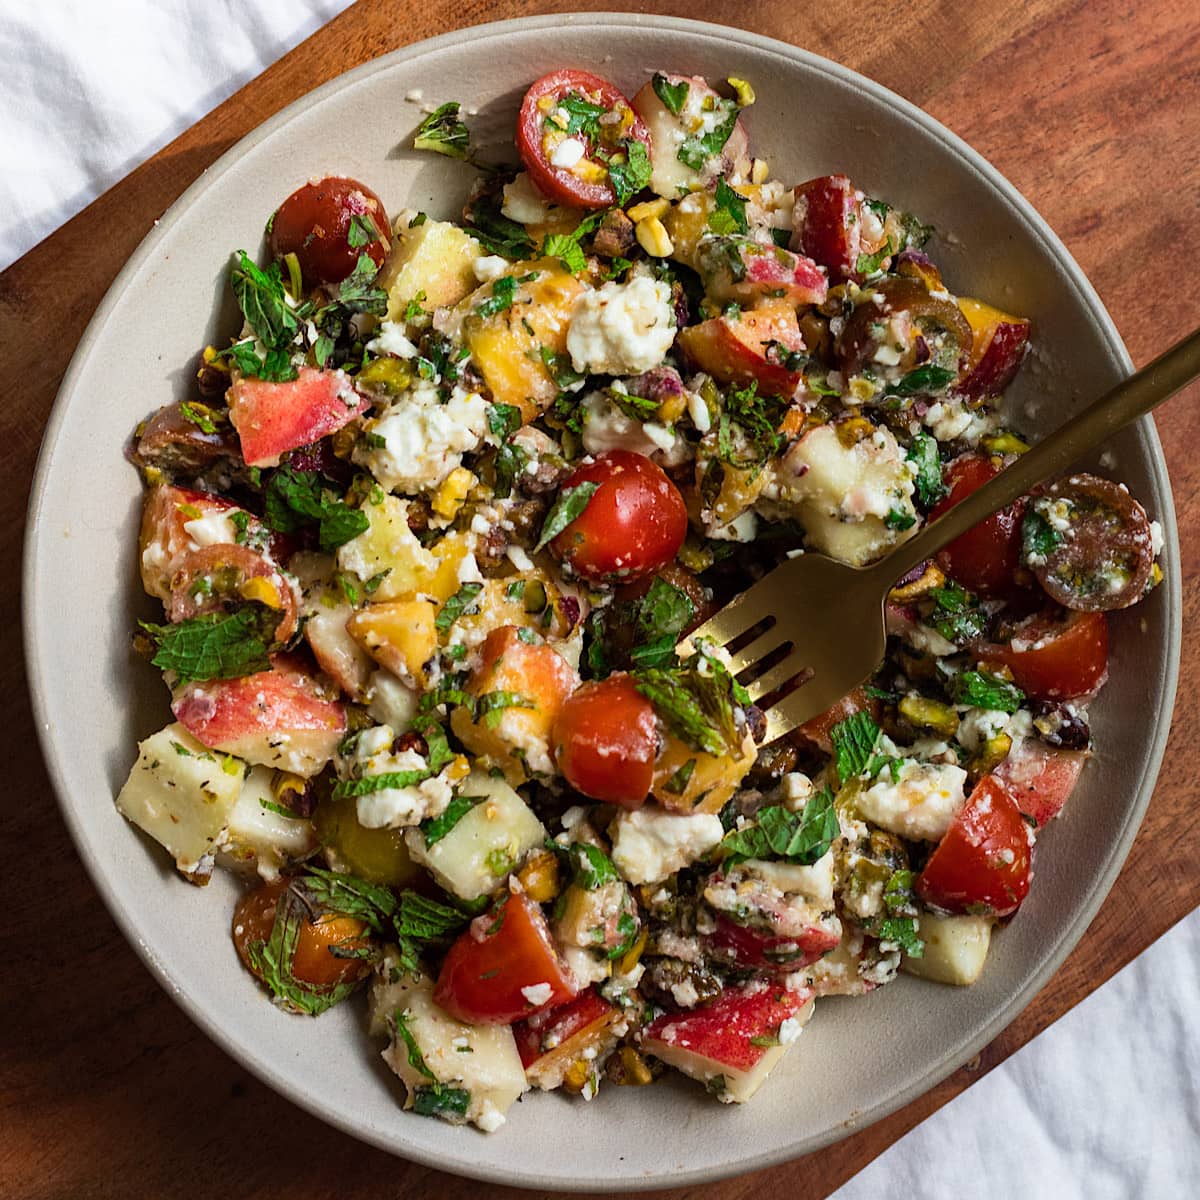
24;13;1180;1191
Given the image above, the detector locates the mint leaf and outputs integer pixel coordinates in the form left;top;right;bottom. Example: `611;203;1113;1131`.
474;274;516;318
465;193;535;260
541;210;606;276
476;690;535;728
436;582;484;633
926;582;988;644
1022;510;1063;563
830;711;883;783
535;481;600;549
419;795;485;846
633;651;745;758
651;73;689;115
890;364;955;396
950;670;1025;714
412;1085;472;1118
302;866;398;935
569;843;620;890
906;433;946;507
487;402;523;440
877;915;923;956
413;102;470;159
709;177;748;236
336;254;388;315
263;466;368;552
609;140;651;206
855;236;895;278
720;790;839;867
346;212;380;249
140;610;273;683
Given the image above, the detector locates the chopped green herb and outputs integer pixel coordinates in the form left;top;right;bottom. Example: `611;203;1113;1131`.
609;140;652;206
926;582;988;644
474;274;517;318
885;507;917;531
263;466;369;551
677;100;739;171
465;194;536;260
906;433;946;507
487;402;523;440
889;364;956;396
720;790;839;867
951;670;1025;714
709;177;749;236
1022;510;1063;563
855;236;895;278
139;609;273;683
346;212;380;249
830;711;884;783
419;795;485;846
570;843;620;890
535;481;600;550
651;73;689;115
413;102;470;159
436;582;484;632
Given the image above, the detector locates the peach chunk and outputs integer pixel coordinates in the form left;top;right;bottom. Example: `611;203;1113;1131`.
449;625;578;784
172;655;345;778
676;299;806;397
642;984;815;1103
956;297;1030;400
228;366;369;467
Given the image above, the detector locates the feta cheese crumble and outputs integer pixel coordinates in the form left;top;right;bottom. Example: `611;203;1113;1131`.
566;276;676;376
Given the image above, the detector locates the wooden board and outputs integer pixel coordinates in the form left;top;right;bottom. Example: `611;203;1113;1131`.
1;1;1198;1196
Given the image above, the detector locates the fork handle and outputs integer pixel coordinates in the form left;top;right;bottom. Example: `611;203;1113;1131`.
868;326;1200;588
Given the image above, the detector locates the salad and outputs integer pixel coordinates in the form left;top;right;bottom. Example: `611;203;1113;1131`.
117;67;1165;1132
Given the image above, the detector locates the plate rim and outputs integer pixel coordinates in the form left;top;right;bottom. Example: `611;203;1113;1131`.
22;11;1182;1191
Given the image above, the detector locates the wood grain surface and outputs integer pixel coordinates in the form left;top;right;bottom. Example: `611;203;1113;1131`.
2;1;1198;1197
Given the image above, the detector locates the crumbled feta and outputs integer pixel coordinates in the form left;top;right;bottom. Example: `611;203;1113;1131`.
580;390;684;461
183;511;238;548
610;808;725;885
356;381;489;494
501;172;551;225
955;708;1014;754
686;387;712;433
366;320;418;359
1150;519;1164;555
550;137;586;168
521;982;554;1007
567;276;676;376
340;724;453;829
857;759;968;841
472;254;511;283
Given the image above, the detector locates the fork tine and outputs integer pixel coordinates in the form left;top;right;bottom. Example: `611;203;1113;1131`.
745;651;809;702
688;576;779;648
762;667;873;743
725;627;791;676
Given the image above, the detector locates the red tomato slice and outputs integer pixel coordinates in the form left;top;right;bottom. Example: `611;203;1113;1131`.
552;674;657;808
268;175;390;285
977;607;1108;701
517;70;652;209
929;453;1028;598
434;891;577;1025
549;450;688;582
917;777;1033;917
992;741;1087;828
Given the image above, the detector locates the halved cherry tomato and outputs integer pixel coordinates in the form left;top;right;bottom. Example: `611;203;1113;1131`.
434;891;577;1025
553;674;658;808
929;453;1028;598
977;607;1108;701
168;542;299;642
268;175;390;285
517;70;652;209
549;450;688;582
233;879;371;992
512;985;616;1069
1027;473;1154;611
917;777;1032;917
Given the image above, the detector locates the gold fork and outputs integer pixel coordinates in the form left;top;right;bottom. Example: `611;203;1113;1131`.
691;328;1200;743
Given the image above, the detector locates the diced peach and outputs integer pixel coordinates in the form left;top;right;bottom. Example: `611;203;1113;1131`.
697;238;827;308
642;984;815;1102
460;261;586;423
172;656;346;778
347;599;438;688
650;731;756;814
992;742;1086;829
228;366;369;468
956;297;1031;400
676;300;806;397
512;986;624;1090
449;626;578;784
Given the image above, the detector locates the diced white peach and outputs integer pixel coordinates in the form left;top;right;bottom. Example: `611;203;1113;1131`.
227;366;369;468
642;984;815;1102
171;656;345;777
114;722;243;882
449;625;578;784
218;765;316;881
901;912;993;986
676;300;806;397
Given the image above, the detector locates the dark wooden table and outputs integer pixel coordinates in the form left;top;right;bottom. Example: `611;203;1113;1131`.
2;2;1198;1196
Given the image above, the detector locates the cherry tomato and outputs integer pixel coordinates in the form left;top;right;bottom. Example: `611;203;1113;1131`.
517;70;652;209
977;607;1108;700
929;454;1027;598
553;674;658;808
233;880;371;992
168;543;299;642
549;450;688;582
434;891;577;1025
513;986;616;1069
992;742;1087;829
917;777;1032;917
1028;473;1154;611
268;175;390;286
